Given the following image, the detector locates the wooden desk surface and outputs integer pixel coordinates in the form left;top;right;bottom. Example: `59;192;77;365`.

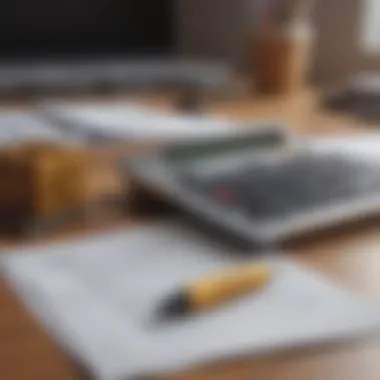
2;91;380;380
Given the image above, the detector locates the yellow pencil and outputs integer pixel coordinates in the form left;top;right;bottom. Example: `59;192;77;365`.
159;263;272;319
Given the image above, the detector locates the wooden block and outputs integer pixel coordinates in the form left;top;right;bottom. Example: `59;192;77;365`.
0;142;86;221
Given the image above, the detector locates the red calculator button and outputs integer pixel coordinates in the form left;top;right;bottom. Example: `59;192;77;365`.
213;188;236;204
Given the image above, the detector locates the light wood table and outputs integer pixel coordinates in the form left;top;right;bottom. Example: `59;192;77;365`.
2;91;380;380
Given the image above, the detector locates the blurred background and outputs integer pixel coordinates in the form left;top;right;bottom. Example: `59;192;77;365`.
0;0;378;96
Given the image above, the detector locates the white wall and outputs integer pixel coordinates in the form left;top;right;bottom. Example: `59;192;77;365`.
361;0;380;54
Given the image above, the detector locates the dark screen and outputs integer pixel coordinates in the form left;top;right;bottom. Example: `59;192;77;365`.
0;0;175;60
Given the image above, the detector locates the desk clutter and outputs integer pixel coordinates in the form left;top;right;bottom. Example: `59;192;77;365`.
1;99;380;380
0;104;247;234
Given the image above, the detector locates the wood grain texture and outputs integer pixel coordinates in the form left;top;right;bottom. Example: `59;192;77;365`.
1;90;380;380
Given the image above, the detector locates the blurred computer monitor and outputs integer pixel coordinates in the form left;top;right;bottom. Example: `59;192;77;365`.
0;0;179;95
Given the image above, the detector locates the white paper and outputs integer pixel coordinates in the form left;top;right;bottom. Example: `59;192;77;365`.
310;134;380;159
0;110;69;145
40;102;246;142
2;223;380;380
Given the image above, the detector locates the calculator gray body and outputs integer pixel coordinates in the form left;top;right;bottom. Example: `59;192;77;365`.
126;126;380;247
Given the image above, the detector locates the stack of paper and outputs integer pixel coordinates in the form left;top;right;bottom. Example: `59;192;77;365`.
39;101;249;143
2;223;380;380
